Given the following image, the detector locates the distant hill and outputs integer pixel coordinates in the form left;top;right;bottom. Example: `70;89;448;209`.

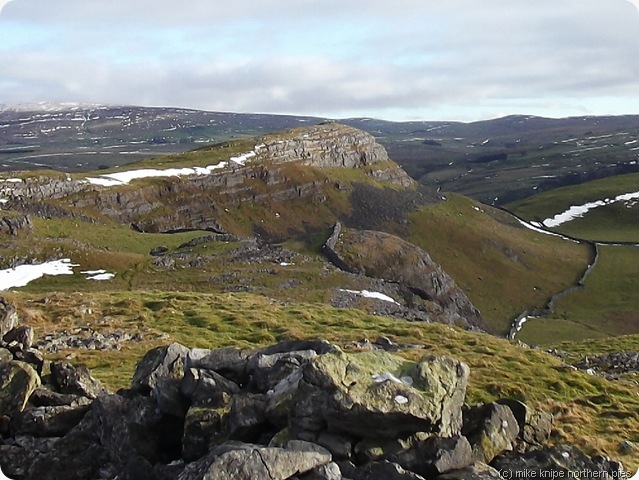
3;105;639;204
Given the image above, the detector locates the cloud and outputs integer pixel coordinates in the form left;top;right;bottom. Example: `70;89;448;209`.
2;0;639;120
0;0;12;14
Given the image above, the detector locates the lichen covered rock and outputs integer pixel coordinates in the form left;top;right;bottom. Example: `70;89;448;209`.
290;349;469;438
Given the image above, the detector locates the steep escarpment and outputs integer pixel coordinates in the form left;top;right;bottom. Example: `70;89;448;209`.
257;121;392;169
0;123;415;237
324;224;483;330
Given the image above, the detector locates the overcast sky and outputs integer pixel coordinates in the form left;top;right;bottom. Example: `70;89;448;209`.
1;0;639;121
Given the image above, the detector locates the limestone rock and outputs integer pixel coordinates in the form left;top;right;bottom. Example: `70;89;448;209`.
30;386;93;407
181;367;240;407
390;435;473;477
0;214;32;235
226;393;271;442
51;360;106;399
463;402;520;463
492;444;625;478
131;342;190;393
13;347;45;375
325;228;482;329
26;393;184;480
299;461;343;480
249;349;318;392
3;325;34;349
436;462;505;479
154;375;188;417
352;460;427;480
13;404;91;436
177;440;332;480
0;347;11;365
47;123;413;236
0;436;58;479
496;399;552;450
131;342;189;416
265;367;306;428
0;360;40;417
182;406;228;461
290;350;469;439
186;346;252;386
0;297;18;338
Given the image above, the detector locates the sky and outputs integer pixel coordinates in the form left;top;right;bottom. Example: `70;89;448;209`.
1;0;639;122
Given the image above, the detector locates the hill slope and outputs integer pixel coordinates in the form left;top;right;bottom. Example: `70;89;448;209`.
1;122;638;468
0;123;593;334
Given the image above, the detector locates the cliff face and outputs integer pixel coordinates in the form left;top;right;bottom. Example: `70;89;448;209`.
0;123;415;235
261;122;390;168
324;225;483;329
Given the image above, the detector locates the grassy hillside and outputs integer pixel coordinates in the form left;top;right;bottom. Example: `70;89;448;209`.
508;171;639;242
507;173;639;343
2;125;639;467
518;245;639;344
5;289;638;470
406;194;591;334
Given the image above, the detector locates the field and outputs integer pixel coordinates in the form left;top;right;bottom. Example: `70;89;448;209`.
508;173;639;343
406;194;590;334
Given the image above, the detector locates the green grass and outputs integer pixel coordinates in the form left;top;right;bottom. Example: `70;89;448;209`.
550;202;639;242
5;289;638;469
504;171;639;344
6;125;639;466
519;246;639;343
406;194;591;335
508;171;639;242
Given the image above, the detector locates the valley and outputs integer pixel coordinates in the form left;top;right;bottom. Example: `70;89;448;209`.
1;111;639;473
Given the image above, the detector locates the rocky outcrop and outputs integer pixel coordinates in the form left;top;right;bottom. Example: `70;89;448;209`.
324;225;483;329
0;298;19;338
492;444;625;478
2;123;414;236
0;176;86;201
260;123;393;170
0;214;32;235
0;333;624;480
572;350;639;379
289;350;469;439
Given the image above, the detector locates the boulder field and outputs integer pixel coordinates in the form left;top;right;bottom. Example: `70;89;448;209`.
0;321;625;480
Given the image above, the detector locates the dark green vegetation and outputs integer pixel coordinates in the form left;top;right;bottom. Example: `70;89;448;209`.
508;173;639;344
2;121;639;468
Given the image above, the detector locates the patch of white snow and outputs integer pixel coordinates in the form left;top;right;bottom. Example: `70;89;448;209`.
339;289;400;305
0;259;79;290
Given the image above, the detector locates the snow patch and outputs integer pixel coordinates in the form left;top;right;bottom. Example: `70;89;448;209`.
81;269;116;281
0;259;79;290
339;289;400;305
86;148;260;186
542;191;639;228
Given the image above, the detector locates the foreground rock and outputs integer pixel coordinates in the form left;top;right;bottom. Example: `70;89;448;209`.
0;334;625;480
290;351;469;439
